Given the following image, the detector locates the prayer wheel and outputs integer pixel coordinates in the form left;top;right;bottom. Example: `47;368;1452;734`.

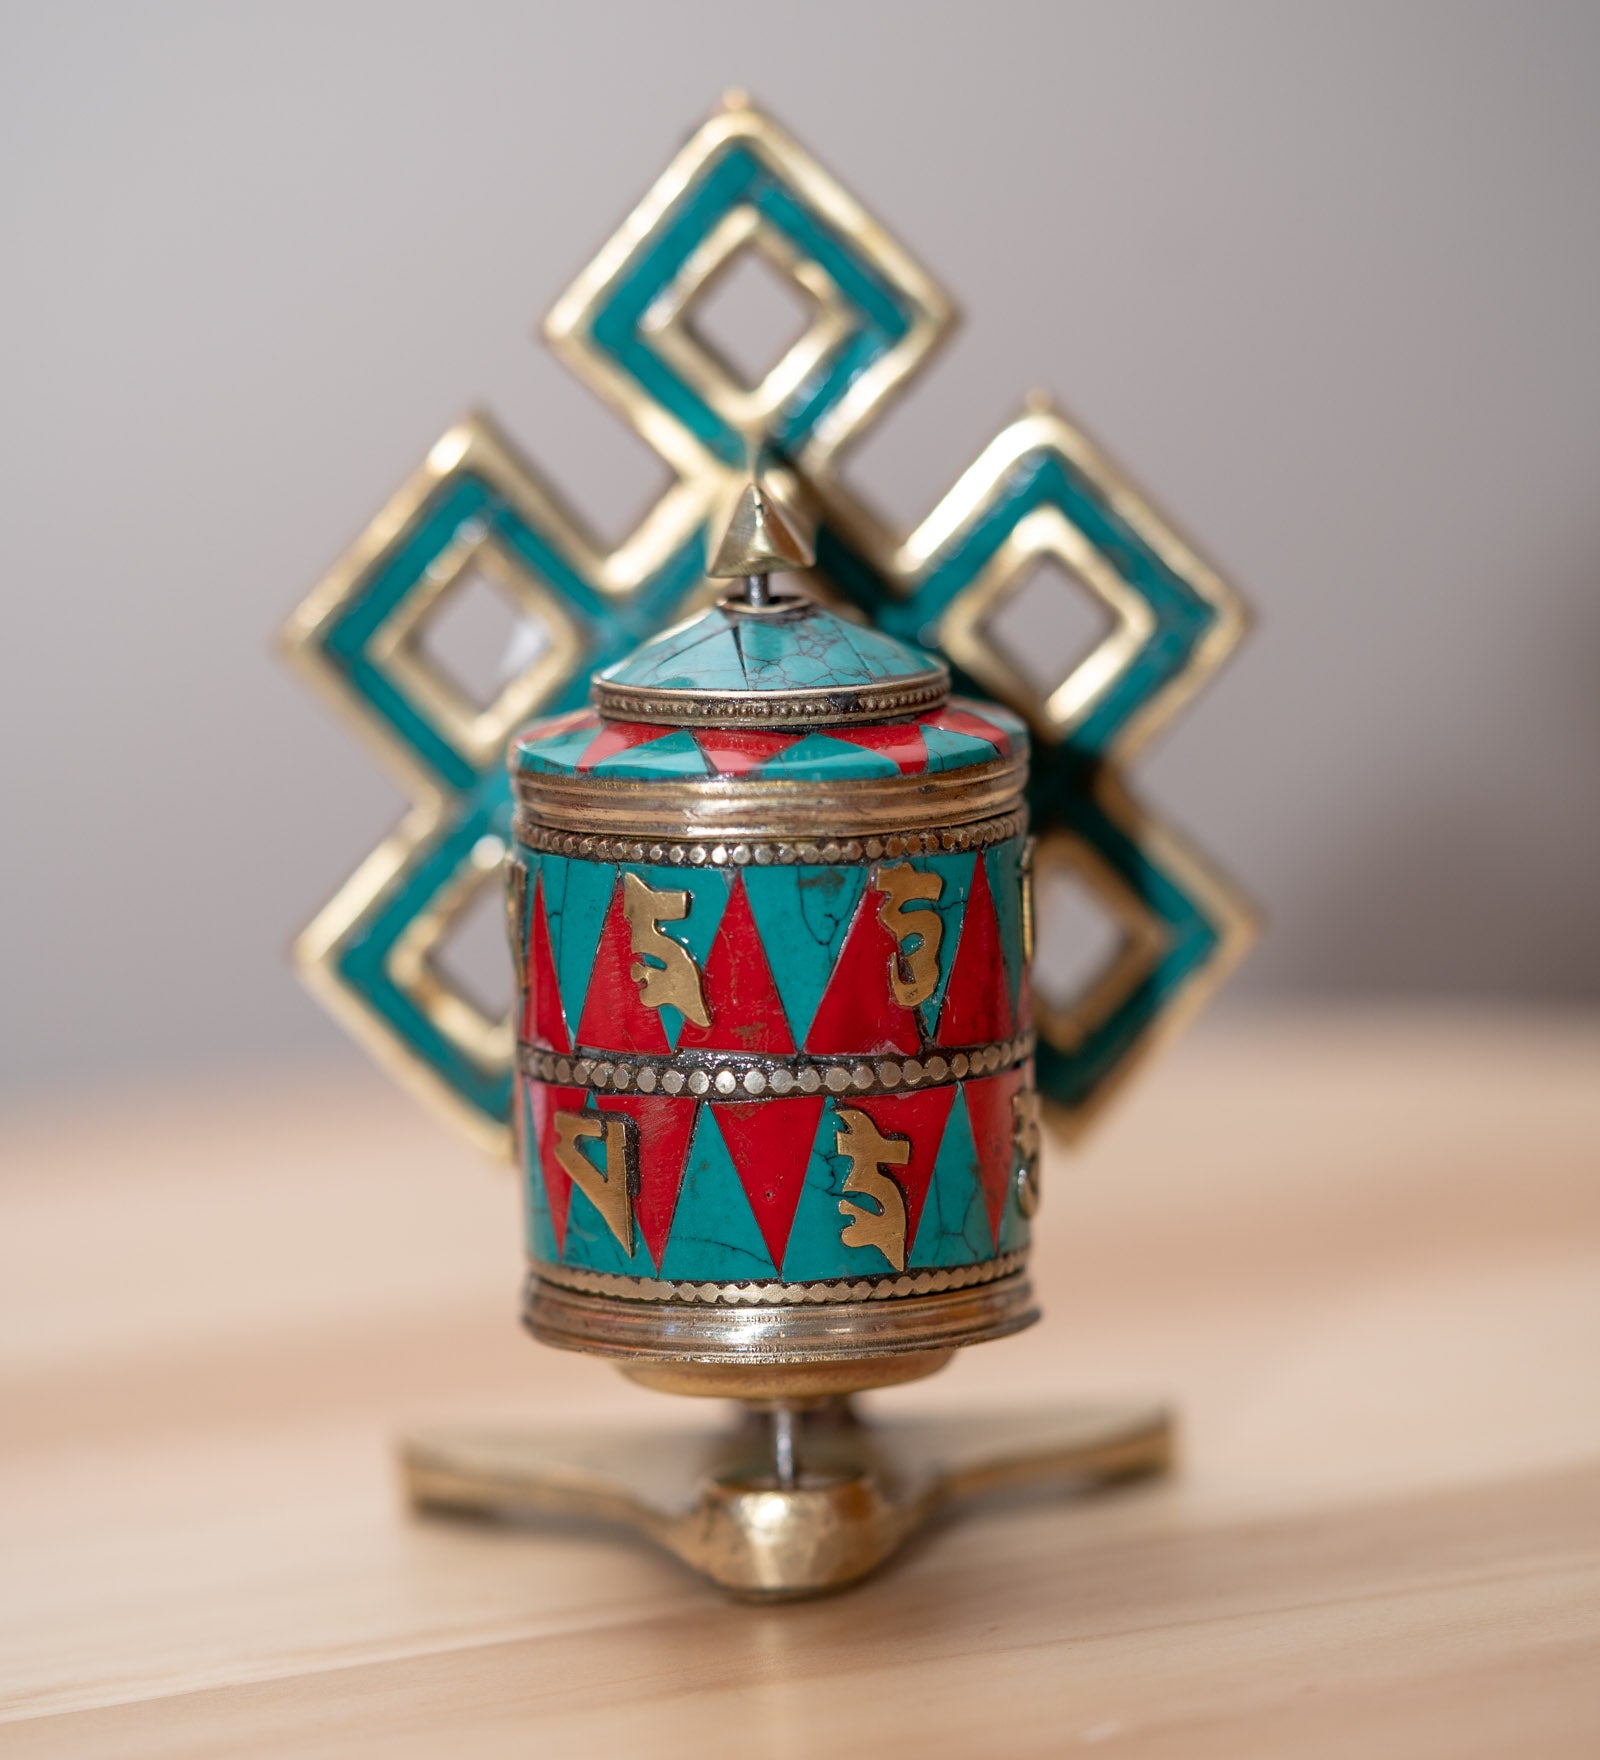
508;511;1040;1401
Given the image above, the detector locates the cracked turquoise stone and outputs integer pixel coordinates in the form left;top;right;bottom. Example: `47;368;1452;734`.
597;596;945;698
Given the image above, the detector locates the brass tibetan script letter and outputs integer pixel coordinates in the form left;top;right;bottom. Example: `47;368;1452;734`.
553;1111;637;1250
873;863;944;1008
835;1107;911;1272
622;872;710;1027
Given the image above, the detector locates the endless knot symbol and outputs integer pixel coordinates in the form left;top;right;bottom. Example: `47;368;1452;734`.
282;96;1254;1155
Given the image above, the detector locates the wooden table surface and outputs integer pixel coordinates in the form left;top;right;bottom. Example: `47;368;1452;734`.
3;1008;1597;1758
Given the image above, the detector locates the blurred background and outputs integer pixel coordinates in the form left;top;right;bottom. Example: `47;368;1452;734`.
4;0;1598;1101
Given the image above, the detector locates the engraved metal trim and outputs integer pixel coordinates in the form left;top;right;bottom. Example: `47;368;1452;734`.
518;1034;1035;1098
511;808;1029;868
528;1251;1028;1307
591;668;949;729
513;753;1026;838
525;1269;1038;1362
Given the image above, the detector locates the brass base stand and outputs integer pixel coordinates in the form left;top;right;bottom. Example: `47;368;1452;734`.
401;1398;1173;1598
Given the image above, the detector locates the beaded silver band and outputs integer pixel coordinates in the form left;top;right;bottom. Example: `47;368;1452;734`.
591;668;949;729
517;1033;1035;1099
509;807;1028;868
527;1250;1028;1307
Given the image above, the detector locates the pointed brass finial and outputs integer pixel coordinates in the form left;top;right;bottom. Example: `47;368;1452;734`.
706;477;816;579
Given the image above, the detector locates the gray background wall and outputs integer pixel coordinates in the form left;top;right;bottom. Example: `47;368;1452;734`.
4;0;1597;1097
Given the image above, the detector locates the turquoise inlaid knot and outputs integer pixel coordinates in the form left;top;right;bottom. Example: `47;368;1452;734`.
282;101;1252;1156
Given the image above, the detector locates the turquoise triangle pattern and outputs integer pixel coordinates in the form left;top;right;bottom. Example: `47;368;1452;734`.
779;1098;865;1281
909;1087;994;1267
658;1105;776;1281
997;1162;1031;1255
984;838;1027;1026
909;849;977;1038
758;732;901;780
920;722;1002;773
615;863;730;1048
590;728;710;777
520;722;602;773
540;854;616;1044
743;863;867;1048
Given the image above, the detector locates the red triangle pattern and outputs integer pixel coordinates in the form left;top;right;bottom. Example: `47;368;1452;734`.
841;1086;958;1249
693;727;803;777
963;1067;1024;1242
575;878;672;1055
712;1096;826;1270
829;722;928;775
594;1092;696;1269
804;880;924;1055
526;1079;587;1255
923;703;1012;755
676;876;794;1054
520;873;571;1053
935;855;1012;1045
577;719;667;770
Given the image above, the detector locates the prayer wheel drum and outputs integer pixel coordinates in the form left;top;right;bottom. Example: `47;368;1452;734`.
508;587;1040;1399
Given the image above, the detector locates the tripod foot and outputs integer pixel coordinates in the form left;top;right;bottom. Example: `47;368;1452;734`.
401;1398;1173;1598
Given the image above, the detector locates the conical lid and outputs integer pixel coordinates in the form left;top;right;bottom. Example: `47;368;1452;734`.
591;591;950;729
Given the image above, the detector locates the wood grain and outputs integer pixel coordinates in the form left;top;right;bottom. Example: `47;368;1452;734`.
2;1007;1597;1757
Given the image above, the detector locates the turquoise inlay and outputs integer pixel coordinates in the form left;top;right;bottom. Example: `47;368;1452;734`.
334;790;512;1123
657;1105;776;1281
779;1099;885;1281
737;609;921;684
538;853;616;1042
596;600;940;697
322;474;639;794
909;1088;994;1269
516;720;603;774
617;863;730;1048
520;1083;562;1263
818;446;1220;763
904;849;977;1038
997;1158;1031;1256
562;1145;655;1275
584;140;916;468
1032;761;1221;1110
317;456;705;800
759;732;901;781
742;863;867;1046
920;722;1003;774
984;837;1027;1024
589;728;710;779
603;624;750;691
